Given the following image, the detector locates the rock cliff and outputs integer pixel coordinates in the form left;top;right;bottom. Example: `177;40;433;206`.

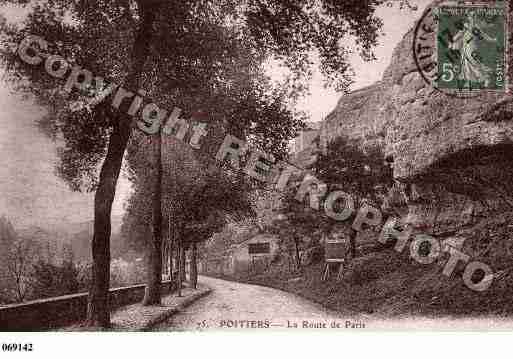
322;1;512;220
319;0;513;269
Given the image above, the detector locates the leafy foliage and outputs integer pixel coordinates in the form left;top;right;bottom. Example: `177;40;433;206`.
311;135;394;208
267;183;326;270
30;259;80;299
122;136;255;254
270;135;394;267
0;0;407;193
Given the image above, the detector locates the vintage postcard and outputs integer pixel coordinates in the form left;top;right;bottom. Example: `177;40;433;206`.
0;0;513;355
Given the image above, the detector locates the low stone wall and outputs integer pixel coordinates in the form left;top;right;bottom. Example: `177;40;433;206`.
0;281;175;331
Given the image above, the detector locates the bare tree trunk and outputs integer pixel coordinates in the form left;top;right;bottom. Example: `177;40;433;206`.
180;245;186;283
349;228;357;259
176;242;182;297
294;236;301;270
87;120;130;327
168;216;173;282
168;239;173;283
163;240;168;276
15;276;24;303
143;130;163;305
190;242;198;289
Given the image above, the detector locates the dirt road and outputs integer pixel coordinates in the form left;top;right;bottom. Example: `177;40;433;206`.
154;276;363;331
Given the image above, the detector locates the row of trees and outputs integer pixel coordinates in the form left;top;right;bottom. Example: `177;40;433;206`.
1;0;397;327
121;132;254;298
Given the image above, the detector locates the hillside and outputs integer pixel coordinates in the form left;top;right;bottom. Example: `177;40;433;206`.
66;217;124;262
3;215;124;264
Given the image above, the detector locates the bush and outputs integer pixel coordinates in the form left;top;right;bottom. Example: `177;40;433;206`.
110;258;146;287
76;258;147;291
30;260;80;299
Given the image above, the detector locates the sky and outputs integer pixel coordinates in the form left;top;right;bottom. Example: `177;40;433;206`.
291;0;432;123
0;0;431;230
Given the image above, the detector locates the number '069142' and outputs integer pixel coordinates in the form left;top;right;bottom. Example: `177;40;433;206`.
2;343;33;352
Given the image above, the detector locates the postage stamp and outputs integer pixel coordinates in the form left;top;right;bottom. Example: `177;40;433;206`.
436;3;507;91
413;0;509;97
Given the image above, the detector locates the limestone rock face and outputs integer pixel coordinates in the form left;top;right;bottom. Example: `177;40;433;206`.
319;1;513;238
320;82;387;150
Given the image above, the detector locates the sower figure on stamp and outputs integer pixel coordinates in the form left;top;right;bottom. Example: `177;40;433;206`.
450;12;497;88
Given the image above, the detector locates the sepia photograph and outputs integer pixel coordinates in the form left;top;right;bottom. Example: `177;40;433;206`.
0;0;512;355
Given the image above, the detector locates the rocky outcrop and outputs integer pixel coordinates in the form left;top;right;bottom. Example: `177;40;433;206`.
320;82;387;150
320;1;513;255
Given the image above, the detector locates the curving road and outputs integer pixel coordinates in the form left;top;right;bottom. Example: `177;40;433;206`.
155;276;513;331
155;276;366;331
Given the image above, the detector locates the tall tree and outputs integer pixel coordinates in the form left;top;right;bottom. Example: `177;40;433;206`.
86;0;160;325
189;242;198;289
124;135;254;293
270;183;329;271
0;0;163;327
142;126;163;305
310;135;394;257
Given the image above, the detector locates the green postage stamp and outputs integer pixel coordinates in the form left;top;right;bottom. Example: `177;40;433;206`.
435;2;508;92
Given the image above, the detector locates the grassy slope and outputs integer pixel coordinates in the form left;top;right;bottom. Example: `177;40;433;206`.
209;212;513;318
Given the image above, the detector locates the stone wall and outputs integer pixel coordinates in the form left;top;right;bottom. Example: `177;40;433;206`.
0;281;175;331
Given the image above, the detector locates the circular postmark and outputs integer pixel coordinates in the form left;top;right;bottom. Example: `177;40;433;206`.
413;2;508;98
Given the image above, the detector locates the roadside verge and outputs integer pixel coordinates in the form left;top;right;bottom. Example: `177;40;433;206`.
113;285;212;331
62;284;212;331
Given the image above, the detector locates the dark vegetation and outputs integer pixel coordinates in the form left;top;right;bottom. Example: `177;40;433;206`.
211;217;513;317
0;216;146;305
205;136;513;317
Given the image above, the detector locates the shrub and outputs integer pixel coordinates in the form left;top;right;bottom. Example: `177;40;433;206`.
30;260;80;299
